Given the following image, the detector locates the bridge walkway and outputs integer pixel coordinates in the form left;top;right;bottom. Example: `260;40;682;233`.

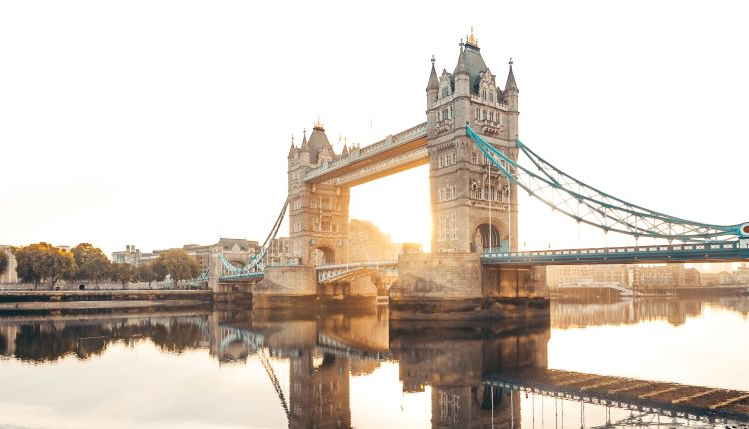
482;242;749;266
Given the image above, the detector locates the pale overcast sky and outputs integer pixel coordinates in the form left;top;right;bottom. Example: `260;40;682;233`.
1;1;748;256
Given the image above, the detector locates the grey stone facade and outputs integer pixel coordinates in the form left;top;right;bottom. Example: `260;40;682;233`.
287;121;350;266
426;37;520;254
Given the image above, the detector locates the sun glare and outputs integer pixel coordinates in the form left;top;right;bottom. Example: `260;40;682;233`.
349;165;431;252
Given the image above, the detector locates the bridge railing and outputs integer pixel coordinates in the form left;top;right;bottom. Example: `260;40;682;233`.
303;122;427;181
317;260;398;271
483;241;742;260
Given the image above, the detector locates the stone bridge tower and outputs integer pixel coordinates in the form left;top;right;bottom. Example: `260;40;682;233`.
426;29;519;254
287;121;350;267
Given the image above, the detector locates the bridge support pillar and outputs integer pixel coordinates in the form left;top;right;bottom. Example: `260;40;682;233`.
390;253;549;320
253;265;318;308
208;250;221;294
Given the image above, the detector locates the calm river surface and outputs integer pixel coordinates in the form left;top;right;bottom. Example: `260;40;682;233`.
1;297;748;428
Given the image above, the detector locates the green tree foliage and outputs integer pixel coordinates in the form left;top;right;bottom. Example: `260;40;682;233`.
109;263;137;288
12;243;77;289
137;261;167;287
157;249;200;287
0;250;8;276
71;243;111;285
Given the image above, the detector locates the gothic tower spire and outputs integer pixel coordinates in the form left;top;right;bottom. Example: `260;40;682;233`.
427;55;439;91
505;57;518;92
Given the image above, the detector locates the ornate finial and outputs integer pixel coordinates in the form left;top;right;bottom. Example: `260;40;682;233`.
431;54;435;65
314;117;324;129
291;134;295;144
466;27;478;47
509;57;514;68
459;37;464;48
303;128;307;138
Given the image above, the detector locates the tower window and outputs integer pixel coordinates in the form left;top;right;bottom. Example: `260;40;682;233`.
437;152;457;168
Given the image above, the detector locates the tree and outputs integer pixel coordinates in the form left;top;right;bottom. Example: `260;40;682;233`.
71;243;111;285
137;261;167;288
0;250;7;276
157;249;200;287
109;263;137;288
12;243;77;289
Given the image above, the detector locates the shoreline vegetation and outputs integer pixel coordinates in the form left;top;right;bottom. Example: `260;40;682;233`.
2;242;201;290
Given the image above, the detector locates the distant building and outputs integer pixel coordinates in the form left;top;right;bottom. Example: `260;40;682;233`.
700;272;722;286
111;245;153;266
719;264;749;286
184;238;260;272
546;264;626;288
401;242;424;255
627;264;701;289
348;219;399;263
0;246;18;283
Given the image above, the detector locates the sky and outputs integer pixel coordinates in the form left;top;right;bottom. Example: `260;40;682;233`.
1;1;749;257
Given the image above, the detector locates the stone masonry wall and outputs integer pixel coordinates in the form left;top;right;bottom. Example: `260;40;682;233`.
254;266;318;296
390;252;483;300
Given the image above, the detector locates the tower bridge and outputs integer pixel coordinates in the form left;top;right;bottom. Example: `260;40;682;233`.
206;30;749;313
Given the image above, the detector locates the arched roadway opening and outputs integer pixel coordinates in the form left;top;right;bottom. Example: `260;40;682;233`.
312;246;336;266
472;219;509;252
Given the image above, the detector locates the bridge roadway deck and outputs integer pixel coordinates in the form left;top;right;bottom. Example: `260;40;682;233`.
482;241;749;266
485;368;749;422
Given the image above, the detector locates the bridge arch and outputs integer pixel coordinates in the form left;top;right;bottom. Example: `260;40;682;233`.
312;246;336;266
471;219;508;252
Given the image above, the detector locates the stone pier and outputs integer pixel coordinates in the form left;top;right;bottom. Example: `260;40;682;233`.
389;252;549;320
253;265;376;308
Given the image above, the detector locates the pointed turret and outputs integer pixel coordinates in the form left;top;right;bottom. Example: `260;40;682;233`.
426;55;439;110
426;55;439;91
300;129;309;152
454;41;470;97
299;128;310;165
505;57;518;92
288;135;298;158
455;43;468;76
504;58;519;140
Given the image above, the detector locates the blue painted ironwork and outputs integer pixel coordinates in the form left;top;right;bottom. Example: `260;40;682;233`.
466;125;749;243
317;260;398;283
217;199;289;281
482;241;749;265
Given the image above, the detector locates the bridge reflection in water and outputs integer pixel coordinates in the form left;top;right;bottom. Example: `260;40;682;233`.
1;304;748;428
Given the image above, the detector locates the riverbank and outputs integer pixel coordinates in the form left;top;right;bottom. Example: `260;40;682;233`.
0;289;217;313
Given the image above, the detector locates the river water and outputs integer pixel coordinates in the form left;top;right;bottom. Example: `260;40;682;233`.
0;297;747;429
